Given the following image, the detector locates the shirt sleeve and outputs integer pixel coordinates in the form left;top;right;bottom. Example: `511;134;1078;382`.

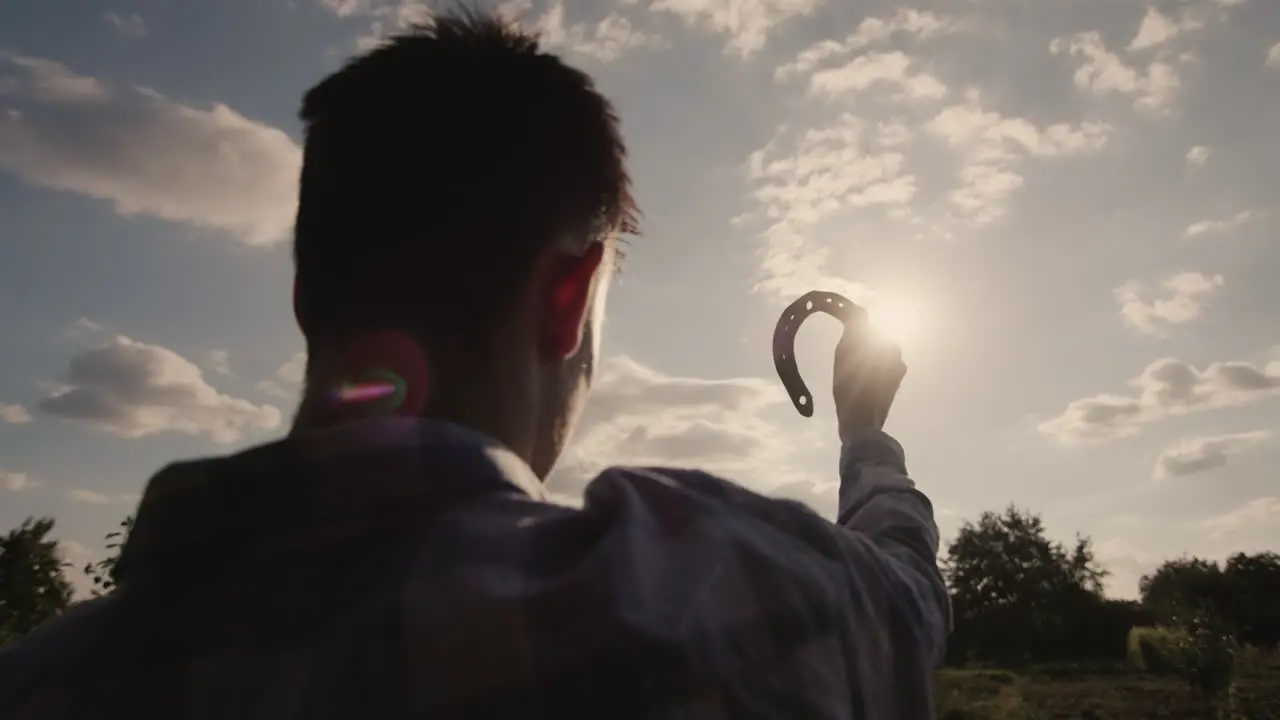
830;427;953;709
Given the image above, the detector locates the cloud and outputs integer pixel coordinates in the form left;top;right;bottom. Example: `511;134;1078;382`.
741;113;914;299
1040;355;1280;443
1127;6;1203;52
776;9;960;81
1;470;40;491
58;540;88;558
1115;271;1224;337
104;12;147;37
65;488;135;505
334;0;660;62
808;51;948;102
257;352;306;399
0;402;32;424
548;356;828;512
1267;41;1280;68
1203;497;1280;540
1153;431;1271;480
1094;537;1160;599
0;52;301;246
1185;209;1255;237
647;0;822;57
66;489;112;504
740;75;1109;297
39;333;282;443
1050;31;1182;114
1185;144;1211;168
925;91;1111;225
207;350;231;376
528;1;664;62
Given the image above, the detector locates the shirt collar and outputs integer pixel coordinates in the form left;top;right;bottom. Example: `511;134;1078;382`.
116;418;546;582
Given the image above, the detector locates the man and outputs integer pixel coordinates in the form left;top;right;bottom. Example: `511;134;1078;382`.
0;10;949;719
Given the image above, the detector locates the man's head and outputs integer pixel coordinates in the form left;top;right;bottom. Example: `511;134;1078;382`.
292;11;637;479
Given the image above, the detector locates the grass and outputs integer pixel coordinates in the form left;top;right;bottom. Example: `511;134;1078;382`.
937;663;1280;719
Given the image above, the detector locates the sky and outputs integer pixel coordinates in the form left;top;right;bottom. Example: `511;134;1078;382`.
0;0;1278;600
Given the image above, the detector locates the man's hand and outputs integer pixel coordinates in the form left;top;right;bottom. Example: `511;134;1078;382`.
832;306;907;442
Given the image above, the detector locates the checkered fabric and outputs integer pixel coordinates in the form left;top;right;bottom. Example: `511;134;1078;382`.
0;418;950;719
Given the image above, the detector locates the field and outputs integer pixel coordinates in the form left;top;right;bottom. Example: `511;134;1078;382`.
938;663;1280;719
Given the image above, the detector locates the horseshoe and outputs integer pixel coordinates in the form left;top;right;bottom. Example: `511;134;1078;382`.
772;290;860;417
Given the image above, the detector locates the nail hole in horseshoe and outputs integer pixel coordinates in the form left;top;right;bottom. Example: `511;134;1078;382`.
799;396;807;406
805;301;813;311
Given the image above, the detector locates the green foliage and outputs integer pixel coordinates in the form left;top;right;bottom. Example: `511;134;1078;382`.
1141;556;1231;626
82;515;133;597
1128;626;1187;675
943;505;1112;665
0;516;73;644
940;665;1280;720
1222;552;1280;649
1172;611;1239;716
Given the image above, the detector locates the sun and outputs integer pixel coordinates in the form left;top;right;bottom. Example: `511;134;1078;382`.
866;296;924;348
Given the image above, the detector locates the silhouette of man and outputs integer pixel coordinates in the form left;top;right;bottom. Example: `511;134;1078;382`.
0;11;950;718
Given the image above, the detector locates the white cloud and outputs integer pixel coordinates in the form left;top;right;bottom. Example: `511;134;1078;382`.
1115;271;1224;336
58;540;88;558
741;113;913;299
207;350;231;376
318;0;374;17
776;9;960;81
1;470;40;491
0;402;32;424
808;51;948;102
40;333;282;443
1203;497;1280;540
1185;209;1255;237
0;52;301;246
1050;31;1182;114
926;92;1111;225
67;489;112;504
1153;431;1271;480
531;2;664;62
549;356;828;513
258;352;306;399
1128;6;1203;52
104;12;148;37
1268;41;1280;68
1094;537;1160;599
1040;355;1280;443
1185;144;1211;168
646;0;822;57
67;488;135;505
340;0;660;62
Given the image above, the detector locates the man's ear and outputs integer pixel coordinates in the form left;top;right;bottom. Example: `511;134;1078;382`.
541;242;605;360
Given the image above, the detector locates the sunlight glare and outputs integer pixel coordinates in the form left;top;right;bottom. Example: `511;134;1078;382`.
866;297;924;348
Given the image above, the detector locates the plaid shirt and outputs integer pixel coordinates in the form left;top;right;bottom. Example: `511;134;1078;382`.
0;418;950;719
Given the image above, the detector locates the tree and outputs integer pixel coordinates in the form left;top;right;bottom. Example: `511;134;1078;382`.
0;516;74;644
83;515;133;597
943;505;1109;664
1139;556;1230;626
1222;551;1280;648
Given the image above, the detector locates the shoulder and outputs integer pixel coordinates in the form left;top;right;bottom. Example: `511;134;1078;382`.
0;597;117;712
583;466;826;528
568;466;843;565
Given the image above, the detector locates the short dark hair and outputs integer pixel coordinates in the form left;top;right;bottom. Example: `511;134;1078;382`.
293;10;637;349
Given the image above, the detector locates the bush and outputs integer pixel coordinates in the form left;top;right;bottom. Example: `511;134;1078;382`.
1129;626;1186;675
1174;612;1238;712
